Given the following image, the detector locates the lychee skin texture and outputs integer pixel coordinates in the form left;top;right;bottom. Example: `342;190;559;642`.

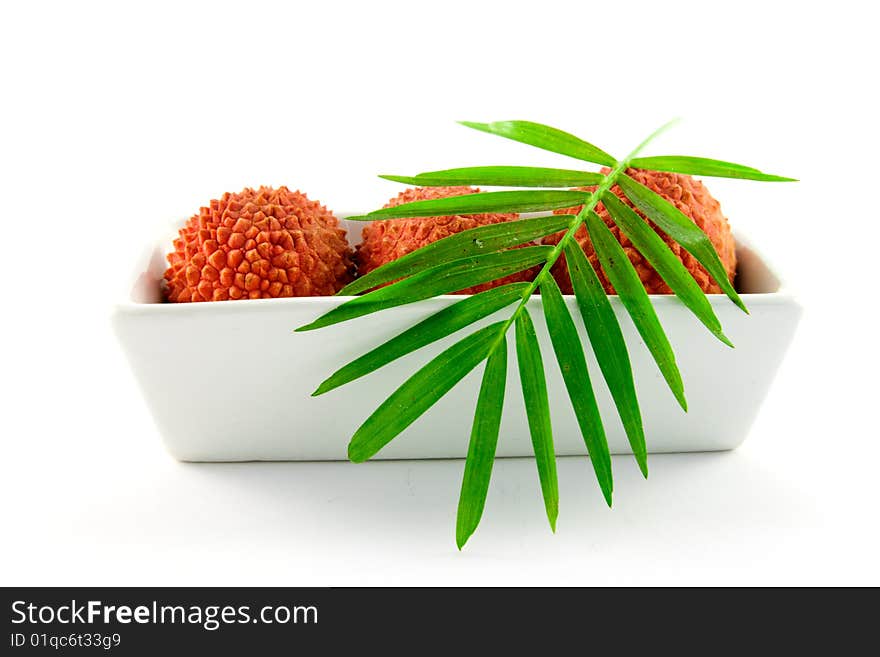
164;186;354;302
542;169;737;295
356;186;537;295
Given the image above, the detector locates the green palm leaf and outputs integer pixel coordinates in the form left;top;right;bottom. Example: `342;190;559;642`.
347;322;504;463
339;214;571;295
540;276;613;506
617;174;746;313
456;336;507;549
460;120;617;167
585;210;687;411
346;190;590;221
313;283;527;395
563;240;647;477
297;246;551;331
300;118;794;546
628;155;795;182
601;192;732;347
380;166;604;188
515;308;558;531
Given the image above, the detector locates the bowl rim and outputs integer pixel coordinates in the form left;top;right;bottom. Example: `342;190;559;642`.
114;211;797;312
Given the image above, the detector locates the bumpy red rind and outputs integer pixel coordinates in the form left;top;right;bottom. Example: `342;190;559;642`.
164;186;354;302
356;186;537;295
542;169;737;295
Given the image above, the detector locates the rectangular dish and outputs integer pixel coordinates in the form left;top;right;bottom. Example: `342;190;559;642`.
112;218;801;461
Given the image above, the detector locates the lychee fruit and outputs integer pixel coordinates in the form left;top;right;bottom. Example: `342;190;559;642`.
356;186;537;294
164;186;354;302
542;169;737;295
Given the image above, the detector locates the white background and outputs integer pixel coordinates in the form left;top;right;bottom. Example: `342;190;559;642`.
1;0;878;585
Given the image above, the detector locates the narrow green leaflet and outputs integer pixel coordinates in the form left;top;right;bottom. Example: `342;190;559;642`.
380;166;604;188
563;240;647;477
313;283;528;395
297;246;552;331
340;215;572;295
515;309;558;531
601;192;732;347
460;120;617;167
346;190;590;221
348;322;504;463
628;155;796;182
540;276;613;506
456;336;507;549
586;210;687;411
617;174;746;313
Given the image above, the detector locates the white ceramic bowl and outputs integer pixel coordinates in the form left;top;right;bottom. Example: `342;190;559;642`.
112;217;801;461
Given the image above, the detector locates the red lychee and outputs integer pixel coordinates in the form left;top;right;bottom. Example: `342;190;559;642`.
356;186;537;294
542;169;737;295
164;186;353;302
